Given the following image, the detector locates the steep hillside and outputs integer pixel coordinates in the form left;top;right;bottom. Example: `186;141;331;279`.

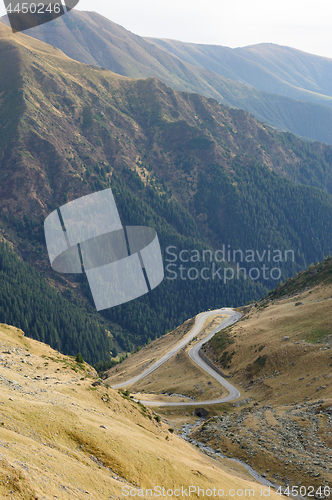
0;323;281;499
0;22;332;361
205;256;332;402
0;240;117;366
4;11;332;144
105;258;332;489
191;257;332;488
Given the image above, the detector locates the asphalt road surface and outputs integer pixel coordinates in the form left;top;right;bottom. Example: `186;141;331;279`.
112;308;242;407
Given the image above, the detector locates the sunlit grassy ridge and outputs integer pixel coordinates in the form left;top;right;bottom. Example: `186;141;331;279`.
6;10;332;144
0;323;283;499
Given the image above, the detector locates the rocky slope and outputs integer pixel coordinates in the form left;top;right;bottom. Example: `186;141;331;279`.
0;323;282;499
190;402;332;490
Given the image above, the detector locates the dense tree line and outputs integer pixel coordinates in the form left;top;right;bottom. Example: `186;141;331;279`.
0;242;114;365
194;156;332;277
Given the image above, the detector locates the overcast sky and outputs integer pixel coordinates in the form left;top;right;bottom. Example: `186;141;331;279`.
1;0;332;58
77;0;332;58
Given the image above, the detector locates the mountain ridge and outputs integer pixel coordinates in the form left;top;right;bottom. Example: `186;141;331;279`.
4;10;332;145
148;38;332;104
0;21;332;362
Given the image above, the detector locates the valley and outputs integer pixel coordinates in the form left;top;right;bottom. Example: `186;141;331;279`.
107;257;332;492
0;323;284;499
0;7;332;496
0;21;332;364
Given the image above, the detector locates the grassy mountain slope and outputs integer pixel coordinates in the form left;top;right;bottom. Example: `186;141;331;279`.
0;22;265;354
0;324;278;499
4;11;332;145
148;39;332;107
205;256;332;401
0;22;332;362
108;259;332;489
194;257;332;488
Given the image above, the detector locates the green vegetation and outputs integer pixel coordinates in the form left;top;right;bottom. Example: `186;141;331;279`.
254;355;267;367
194;157;332;287
0;25;332;366
76;353;84;364
209;328;234;353
305;328;331;344
266;255;332;301
208;328;236;368
0;242;114;365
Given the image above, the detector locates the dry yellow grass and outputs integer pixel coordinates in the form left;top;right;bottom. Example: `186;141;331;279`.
107;314;231;402
205;283;332;405
105;318;195;386
0;324;283;499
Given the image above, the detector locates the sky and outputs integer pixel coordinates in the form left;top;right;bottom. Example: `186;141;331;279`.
1;0;332;58
78;0;332;58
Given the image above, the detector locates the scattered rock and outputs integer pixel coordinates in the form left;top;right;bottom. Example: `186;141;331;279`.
92;380;103;387
194;408;209;419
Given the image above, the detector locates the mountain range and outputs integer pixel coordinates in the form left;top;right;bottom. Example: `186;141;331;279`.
3;10;332;145
0;12;330;494
0;20;332;366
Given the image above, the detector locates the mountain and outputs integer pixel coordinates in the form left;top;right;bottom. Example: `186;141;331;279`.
3;11;332;145
0;323;278;499
109;256;332;489
148;39;332;107
0;22;332;364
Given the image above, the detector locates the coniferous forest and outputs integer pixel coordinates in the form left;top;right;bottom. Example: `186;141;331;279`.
0;26;332;365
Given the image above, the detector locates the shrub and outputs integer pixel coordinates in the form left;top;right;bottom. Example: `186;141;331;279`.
76;353;84;364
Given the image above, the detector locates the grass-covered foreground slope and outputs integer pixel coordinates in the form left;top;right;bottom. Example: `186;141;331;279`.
0;323;283;499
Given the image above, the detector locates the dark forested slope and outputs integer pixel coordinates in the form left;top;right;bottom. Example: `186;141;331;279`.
0;23;331;361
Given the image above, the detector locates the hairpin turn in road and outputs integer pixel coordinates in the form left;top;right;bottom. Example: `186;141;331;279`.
112;308;242;407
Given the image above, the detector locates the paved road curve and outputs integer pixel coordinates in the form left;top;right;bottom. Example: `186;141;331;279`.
112;308;242;407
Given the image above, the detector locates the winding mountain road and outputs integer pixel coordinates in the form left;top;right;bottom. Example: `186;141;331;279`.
112;308;242;406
